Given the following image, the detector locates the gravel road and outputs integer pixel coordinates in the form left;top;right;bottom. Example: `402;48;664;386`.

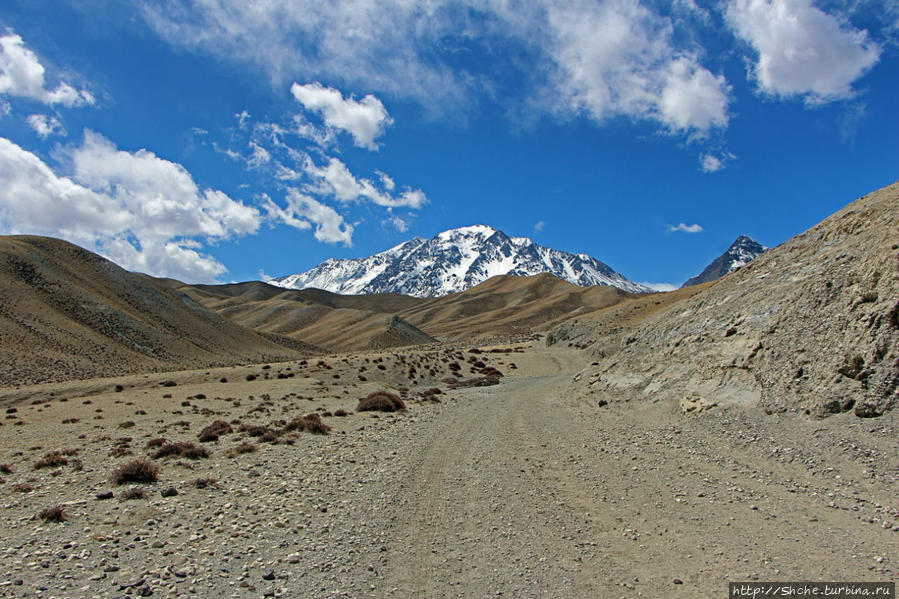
2;345;896;598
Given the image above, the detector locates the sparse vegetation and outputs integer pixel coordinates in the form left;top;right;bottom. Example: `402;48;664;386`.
152;442;210;460
198;420;233;442
226;441;257;457
111;458;160;485
34;451;68;470
37;505;68;522
284;413;331;434
357;391;406;413
192;477;219;489
121;487;148;500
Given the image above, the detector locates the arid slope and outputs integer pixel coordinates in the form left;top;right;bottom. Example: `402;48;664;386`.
0;236;311;386
552;182;899;417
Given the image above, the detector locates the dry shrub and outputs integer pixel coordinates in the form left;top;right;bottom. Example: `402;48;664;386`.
284;413;331;435
13;483;34;493
146;438;167;449
121;487;148;500
198;420;233;442
118;421;135;429
0;463;12;474
34;451;68;470
111;458;160;485
334;409;350;417
192;477;219;489
152;442;210;460
37;505;68;522
226;442;257;457
357;391;406;413
260;429;281;443
239;424;273;437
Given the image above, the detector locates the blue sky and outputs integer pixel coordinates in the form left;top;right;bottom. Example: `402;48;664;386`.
0;0;896;289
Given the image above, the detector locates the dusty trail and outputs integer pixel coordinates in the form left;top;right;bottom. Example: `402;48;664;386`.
367;347;898;598
2;344;896;599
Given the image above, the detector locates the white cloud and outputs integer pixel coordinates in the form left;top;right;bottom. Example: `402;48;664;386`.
699;153;723;172
376;170;395;191
0;33;94;106
0;133;262;282
385;215;408;232
534;220;546;232
26;114;65;138
659;58;730;133
699;151;736;172
668;222;704;233
291;82;392;150
279;189;354;245
142;1;731;135
246;142;271;168
304;156;428;209
639;282;678;292
726;0;880;102
541;0;730;133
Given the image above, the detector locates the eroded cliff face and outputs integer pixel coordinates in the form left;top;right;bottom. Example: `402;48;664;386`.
553;182;899;418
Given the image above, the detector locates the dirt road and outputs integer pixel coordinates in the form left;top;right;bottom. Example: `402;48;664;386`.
1;345;896;598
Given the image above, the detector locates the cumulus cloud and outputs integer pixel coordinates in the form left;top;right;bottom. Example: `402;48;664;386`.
668;222;704;233
544;0;730;133
726;0;880;102
304;156;427;209
26;114;65;138
0;133;262;282
291;82;392;150
142;0;731;135
534;220;546;232
266;189;353;245
0;33;94;106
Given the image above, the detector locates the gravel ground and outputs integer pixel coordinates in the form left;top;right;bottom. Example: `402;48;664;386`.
1;344;897;599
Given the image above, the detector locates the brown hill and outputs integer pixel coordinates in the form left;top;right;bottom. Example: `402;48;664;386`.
400;272;634;340
0;236;314;386
551;182;899;417
179;283;435;352
184;272;637;349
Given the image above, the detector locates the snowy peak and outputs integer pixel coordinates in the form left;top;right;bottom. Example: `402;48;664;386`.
272;225;651;297
682;235;767;288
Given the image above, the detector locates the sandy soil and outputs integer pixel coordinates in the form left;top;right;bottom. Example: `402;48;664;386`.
1;343;896;598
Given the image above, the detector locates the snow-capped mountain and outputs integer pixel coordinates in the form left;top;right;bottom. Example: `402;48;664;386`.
272;224;651;297
681;235;767;288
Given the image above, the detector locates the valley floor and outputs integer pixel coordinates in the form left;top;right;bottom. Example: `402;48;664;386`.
1;344;897;598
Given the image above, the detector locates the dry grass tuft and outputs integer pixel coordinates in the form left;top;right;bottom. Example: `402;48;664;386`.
121;487;148;500
37;505;68;522
198;420;232;442
111;458;160;485
34;451;68;470
192;477;219;489
151;442;210;460
226;442;257;457
284;413;331;435
357;391;406;413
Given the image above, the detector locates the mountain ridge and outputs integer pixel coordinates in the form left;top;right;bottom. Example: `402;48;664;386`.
272;224;650;297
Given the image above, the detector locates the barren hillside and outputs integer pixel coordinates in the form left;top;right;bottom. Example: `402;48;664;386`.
551;182;899;417
0;236;312;386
